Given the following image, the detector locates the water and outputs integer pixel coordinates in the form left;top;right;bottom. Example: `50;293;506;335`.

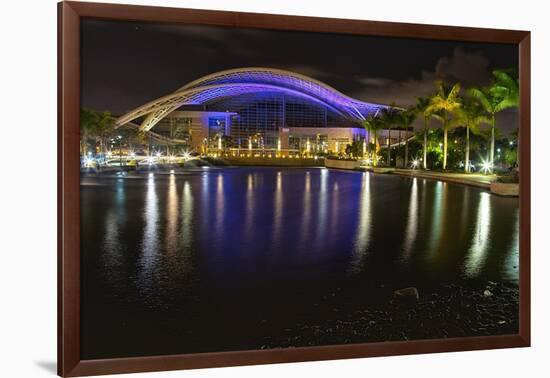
80;167;519;359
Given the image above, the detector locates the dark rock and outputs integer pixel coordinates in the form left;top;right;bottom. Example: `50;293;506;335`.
393;287;420;304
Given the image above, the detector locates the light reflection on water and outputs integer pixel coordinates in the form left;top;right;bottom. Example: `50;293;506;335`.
465;192;492;277
402;177;418;260
271;171;283;250
137;175;159;300
80;167;520;358
82;168;519;311
180;181;193;251
350;172;371;273
165;175;178;256
427;181;445;260
300;172;312;249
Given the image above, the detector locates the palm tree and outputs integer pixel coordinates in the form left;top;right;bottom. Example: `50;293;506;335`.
469;70;518;168
452;99;490;173
95;111;115;155
364;114;384;166
378;107;400;167
80;108;97;155
415;97;432;169
492;69;519;108
80;108;115;156
426;81;462;170
397;107;417;168
492;69;520;169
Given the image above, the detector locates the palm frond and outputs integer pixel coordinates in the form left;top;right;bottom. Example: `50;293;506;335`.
494;98;519;112
493;70;518;92
469;87;493;113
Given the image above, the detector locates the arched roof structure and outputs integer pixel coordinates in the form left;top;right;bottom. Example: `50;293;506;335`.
116;67;391;131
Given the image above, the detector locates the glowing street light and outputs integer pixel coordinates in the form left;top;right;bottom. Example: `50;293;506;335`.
480;160;493;174
412;159;419;169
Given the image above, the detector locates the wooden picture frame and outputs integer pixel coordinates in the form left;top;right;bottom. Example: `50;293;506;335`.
58;1;531;376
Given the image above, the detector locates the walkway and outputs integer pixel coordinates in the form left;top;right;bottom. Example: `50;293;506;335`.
390;169;497;189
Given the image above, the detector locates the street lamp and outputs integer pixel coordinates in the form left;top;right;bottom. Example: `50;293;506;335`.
481;160;493;174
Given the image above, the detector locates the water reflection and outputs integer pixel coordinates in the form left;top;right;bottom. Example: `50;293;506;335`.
329;178;340;242
81;168;521;359
427;181;446;259
315;169;329;249
245;173;255;245
300;172;312;249
402;178;418;260
138;175;159;297
83;168;520;314
504;209;520;281
271;171;283;245
165;174;178;256
180;181;193;250
200;173;210;234
215;173;225;248
350;172;372;272
102;180;126;282
464;192;491;277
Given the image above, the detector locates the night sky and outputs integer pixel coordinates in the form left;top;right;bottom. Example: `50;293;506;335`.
81;19;519;132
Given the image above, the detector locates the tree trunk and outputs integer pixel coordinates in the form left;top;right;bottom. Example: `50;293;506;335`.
443;125;448;170
404;129;409;168
465;126;470;173
398;129;402;167
373;130;378;166
490;114;495;167
442;112;448;170
423;118;428;169
517;126;521;172
366;129;370;153
387;128;391;166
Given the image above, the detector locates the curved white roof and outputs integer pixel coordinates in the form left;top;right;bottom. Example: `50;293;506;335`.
116;67;389;131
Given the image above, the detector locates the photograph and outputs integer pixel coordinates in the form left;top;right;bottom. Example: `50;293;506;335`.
78;15;521;360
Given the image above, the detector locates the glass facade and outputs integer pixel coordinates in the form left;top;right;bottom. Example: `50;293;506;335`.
210;92;359;148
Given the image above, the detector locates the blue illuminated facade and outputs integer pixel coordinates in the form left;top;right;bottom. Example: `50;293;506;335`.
116;67;391;151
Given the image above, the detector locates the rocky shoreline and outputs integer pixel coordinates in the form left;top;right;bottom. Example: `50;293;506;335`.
260;282;519;348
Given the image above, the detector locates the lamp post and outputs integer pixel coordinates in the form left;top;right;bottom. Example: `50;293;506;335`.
118;135;123;168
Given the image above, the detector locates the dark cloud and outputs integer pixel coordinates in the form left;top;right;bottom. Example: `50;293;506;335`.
435;47;491;85
348;47;518;133
351;47;494;106
81;19;518;133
